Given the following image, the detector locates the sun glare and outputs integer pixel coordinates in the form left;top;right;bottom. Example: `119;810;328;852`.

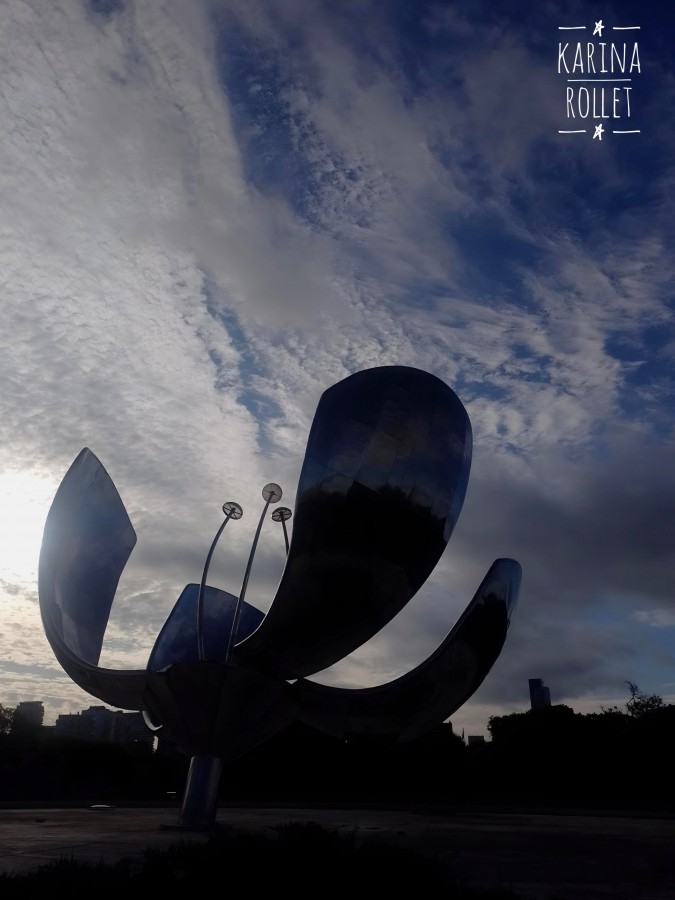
0;471;58;587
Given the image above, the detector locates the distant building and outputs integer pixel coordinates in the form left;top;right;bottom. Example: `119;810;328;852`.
529;678;551;710
54;706;154;750
111;710;155;750
83;705;114;740
467;735;485;746
11;701;44;734
54;712;83;737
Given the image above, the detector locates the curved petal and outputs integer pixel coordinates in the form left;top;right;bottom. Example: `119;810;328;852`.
290;558;521;742
235;366;472;679
148;584;265;671
39;447;136;664
43;631;150;710
38;447;148;710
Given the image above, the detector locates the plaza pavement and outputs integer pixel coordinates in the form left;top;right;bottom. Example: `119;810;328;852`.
0;803;674;899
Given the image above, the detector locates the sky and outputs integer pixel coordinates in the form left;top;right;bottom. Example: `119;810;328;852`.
1;0;674;741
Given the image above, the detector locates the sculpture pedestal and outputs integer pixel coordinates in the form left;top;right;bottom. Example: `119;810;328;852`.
162;754;223;831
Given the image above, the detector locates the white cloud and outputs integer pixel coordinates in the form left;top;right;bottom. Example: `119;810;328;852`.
634;609;675;628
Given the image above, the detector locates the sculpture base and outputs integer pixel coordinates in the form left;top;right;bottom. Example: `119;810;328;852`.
171;753;223;831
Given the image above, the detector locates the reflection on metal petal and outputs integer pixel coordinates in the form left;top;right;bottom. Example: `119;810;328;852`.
291;559;521;743
39;447;136;666
38;447;149;710
36;365;521;830
148;584;264;671
234;366;472;678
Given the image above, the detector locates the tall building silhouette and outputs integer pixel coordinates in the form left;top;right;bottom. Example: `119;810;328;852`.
529;678;551;709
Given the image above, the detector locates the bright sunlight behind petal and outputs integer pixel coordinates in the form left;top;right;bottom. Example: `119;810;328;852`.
0;472;58;586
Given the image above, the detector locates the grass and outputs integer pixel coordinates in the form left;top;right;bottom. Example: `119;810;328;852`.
0;820;561;898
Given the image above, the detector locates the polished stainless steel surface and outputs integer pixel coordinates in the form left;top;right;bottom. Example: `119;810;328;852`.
234;366;473;679
271;507;292;554
197;501;244;660
292;558;521;742
39;447;136;666
38;448;149;710
225;483;282;663
37;366;520;831
148;585;264;671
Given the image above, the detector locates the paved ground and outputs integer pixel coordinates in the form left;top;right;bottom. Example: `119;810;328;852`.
0;805;674;899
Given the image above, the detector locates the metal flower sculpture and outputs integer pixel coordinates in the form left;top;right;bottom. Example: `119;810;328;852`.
38;366;521;828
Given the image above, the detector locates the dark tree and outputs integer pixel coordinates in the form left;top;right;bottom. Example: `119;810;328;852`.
0;703;14;735
625;681;664;718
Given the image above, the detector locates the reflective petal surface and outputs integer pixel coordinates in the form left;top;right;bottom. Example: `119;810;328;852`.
148;584;265;671
36;366;521;796
291;558;521;742
234;366;473;678
38;447;137;666
38;447;149;710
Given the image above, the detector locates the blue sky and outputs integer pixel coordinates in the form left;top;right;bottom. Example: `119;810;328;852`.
0;0;673;738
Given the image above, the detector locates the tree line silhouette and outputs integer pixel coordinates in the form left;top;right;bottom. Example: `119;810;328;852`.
0;683;673;810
